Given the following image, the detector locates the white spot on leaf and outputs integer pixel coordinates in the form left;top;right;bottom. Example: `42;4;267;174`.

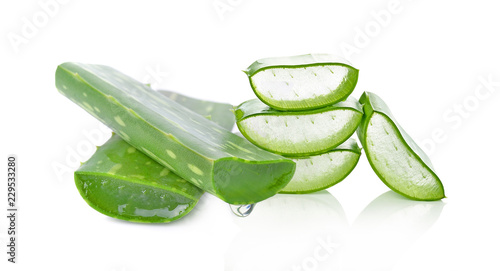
188;164;204;176
108;164;122;174
160;168;170;176
114;116;126;127
166;150;177;159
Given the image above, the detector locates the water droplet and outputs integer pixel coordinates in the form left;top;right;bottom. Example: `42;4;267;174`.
230;204;255;217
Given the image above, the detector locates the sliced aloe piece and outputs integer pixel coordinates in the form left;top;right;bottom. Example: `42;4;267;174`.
159;90;235;131
56;63;296;205
235;97;363;156
244;54;359;111
357;92;445;201
279;138;361;194
75;134;203;223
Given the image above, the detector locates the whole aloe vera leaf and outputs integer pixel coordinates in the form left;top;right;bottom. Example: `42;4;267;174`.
244;54;359;111
279;138;361;194
234;97;363;156
159;90;235;131
56;63;295;204
75;134;203;223
357;92;445;201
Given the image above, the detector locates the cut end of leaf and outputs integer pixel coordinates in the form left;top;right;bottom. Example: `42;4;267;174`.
75;173;198;223
213;158;296;204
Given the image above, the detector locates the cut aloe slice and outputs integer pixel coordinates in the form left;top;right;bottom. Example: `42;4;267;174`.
280;138;361;194
56;63;296;204
357;92;445;201
245;54;359;111
75;134;203;223
159;90;235;131
235;97;363;156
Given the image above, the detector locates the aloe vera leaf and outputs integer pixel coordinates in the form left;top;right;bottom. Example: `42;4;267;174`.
75;134;203;223
356;92;445;201
56;63;295;204
234;96;363;156
76;91;237;222
279;138;361;194
159;90;235;131
244;54;359;111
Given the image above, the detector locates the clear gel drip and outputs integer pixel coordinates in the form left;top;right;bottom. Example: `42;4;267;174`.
230;204;255;217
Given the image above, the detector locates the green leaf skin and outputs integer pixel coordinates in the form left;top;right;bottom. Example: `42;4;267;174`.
356;92;445;201
244;54;359;111
75;134;203;223
159;90;235;131
235;97;363;156
279;138;362;194
56;63;295;204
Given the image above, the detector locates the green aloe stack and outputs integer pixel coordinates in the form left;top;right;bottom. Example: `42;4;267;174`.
236;54;445;200
235;54;363;193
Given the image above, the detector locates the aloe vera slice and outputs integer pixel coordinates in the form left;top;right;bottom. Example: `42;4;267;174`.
159;90;235;131
245;54;359;111
56;63;295;204
357;92;445;201
279;138;361;194
75;134;203;223
234;97;363;156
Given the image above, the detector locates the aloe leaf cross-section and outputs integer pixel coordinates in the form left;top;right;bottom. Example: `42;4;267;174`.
244;54;359;111
75;134;203;223
279;138;362;194
55;62;296;205
357;92;445;201
235;97;363;156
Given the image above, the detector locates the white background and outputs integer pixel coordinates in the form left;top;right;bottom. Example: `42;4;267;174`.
1;0;500;270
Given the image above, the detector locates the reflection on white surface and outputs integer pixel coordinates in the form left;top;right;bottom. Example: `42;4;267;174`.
225;191;444;271
341;191;445;271
226;191;349;271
